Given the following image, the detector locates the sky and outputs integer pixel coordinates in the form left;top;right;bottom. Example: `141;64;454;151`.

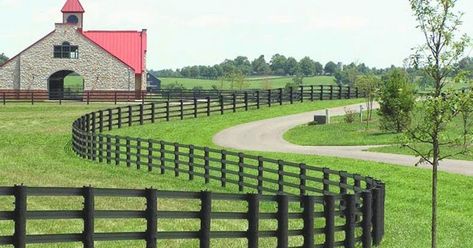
1;0;473;70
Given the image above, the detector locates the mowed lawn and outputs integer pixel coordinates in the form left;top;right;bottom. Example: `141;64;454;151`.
161;76;336;89
284;110;473;161
109;101;473;248
0;100;472;247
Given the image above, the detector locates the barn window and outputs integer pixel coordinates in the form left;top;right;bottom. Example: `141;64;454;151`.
53;42;79;59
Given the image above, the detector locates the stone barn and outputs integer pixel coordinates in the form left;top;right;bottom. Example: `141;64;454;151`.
0;0;148;100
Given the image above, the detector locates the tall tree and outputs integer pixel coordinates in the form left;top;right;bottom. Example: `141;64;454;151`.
233;56;252;75
285;57;299;75
251;55;271;75
299;56;316;76
407;1;471;247
0;53;9;64
270;54;288;75
324;61;338;75
314;62;324;75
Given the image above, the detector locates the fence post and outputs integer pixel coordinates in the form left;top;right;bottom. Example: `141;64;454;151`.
268;89;272;107
299;163;307;196
232;93;237;112
221;150;227;187
277;194;289;248
339;171;348;195
151;102;156;123
83;186;94;248
194;98;198;118
189;145;195;181
118;108;122;128
140;104;144;125
106;135;112;164
97;135;104;163
348;86;352;99
108;109;113;131
310;86;314;101
13;185;27;248
145;188;158;248
344;194;357;248
320;85;324;100
300;86;304;102
204;147;210;184
220;95;224;114
200;191;212;248
256;91;260;109
278;160;284;193
244;92;249;111
279;88;283;105
126;137;131;167
361;191;373;248
99;111;104;132
3;92;6;105
323;194;335;248
128;106;132;127
142;91;145;105
31;92;34;105
372;187;383;246
148;140;153;172
338;85;342;99
87;91;90;105
136;138;142;170
302;196;315;248
174;143;180;177
356;87;359;98
238;153;244;192
115;136;120;166
114;92;117;105
160;141;165;174
180;100;184;120
289;87;294;104
206;97;211;116
247;194;260;248
166;101;170;121
257;156;264;194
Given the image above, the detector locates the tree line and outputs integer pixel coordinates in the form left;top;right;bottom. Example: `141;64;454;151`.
150;54;392;80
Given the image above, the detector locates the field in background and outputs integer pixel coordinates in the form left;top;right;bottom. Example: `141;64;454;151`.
161;76;337;89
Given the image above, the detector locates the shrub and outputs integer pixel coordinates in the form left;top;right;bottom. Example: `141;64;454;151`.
344;108;357;124
378;69;415;133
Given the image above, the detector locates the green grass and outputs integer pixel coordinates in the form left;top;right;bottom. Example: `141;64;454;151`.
161;76;336;90
63;75;84;90
0;100;472;247
284;111;473;161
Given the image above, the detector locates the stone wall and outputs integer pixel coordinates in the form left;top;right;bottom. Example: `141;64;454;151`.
0;23;137;91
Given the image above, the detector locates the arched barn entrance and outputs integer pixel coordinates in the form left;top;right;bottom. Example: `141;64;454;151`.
48;70;84;100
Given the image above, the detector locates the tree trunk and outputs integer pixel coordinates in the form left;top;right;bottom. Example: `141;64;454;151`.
431;141;439;248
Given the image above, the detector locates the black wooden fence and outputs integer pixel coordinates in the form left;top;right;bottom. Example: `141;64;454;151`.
0;185;383;248
0;86;385;247
0;85;360;105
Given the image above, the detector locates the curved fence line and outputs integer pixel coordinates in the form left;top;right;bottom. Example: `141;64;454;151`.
0;85;386;248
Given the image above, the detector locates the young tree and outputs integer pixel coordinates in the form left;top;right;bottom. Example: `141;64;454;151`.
378;69;415;133
407;1;471;247
355;74;379;127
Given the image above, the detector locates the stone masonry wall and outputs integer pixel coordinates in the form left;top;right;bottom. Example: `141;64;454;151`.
0;23;136;91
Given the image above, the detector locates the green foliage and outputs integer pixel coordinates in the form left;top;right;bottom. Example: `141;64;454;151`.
299;56;316;76
343;108;357;124
270;54;288;75
284;57;299;76
355;74;380;123
334;65;358;86
162;81;185;91
324;61;338;75
251;55;271;75
378;69;415;133
0;53;9;64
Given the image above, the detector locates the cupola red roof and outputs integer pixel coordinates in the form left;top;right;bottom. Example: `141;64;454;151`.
61;0;85;13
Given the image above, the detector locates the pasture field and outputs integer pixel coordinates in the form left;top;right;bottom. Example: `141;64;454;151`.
0;100;472;247
161;76;336;89
284;110;473;161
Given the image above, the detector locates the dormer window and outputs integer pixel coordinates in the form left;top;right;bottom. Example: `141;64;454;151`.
54;42;79;59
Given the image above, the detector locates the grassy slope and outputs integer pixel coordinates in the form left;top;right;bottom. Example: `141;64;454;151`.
284;112;473;161
63;75;84;89
109;102;473;248
161;76;336;89
0;100;472;247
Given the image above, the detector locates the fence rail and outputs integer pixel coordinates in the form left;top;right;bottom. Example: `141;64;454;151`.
0;85;360;105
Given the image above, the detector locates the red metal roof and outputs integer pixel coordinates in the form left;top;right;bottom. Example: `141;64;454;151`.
62;0;85;13
83;30;147;74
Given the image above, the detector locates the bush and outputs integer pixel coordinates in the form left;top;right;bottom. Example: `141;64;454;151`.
344;108;357;124
378;69;416;133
